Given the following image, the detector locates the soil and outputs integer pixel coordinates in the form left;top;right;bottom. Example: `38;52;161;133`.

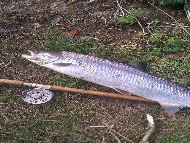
0;0;190;142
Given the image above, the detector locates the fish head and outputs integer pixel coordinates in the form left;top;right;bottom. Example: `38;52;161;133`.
22;50;62;65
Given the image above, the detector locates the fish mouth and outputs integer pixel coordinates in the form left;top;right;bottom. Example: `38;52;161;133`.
22;50;41;64
22;50;36;60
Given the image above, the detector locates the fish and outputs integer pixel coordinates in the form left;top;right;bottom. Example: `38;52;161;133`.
22;50;190;114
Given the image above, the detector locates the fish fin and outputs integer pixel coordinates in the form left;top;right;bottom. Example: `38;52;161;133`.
53;63;72;66
159;102;185;115
110;87;133;95
128;61;147;71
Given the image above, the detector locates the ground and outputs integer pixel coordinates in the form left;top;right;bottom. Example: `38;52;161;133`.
0;0;190;142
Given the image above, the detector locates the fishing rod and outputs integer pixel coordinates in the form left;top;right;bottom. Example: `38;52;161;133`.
0;78;156;104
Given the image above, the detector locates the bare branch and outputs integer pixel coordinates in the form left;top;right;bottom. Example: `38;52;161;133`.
148;2;190;36
103;123;134;143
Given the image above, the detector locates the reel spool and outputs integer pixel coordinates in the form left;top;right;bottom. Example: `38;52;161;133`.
21;87;54;104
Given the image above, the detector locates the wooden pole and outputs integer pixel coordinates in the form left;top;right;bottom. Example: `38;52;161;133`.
0;78;157;103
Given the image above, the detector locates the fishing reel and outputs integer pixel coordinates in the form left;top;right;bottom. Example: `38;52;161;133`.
21;87;54;104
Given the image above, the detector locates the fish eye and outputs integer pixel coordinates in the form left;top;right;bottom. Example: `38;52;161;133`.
35;51;41;54
26;51;32;56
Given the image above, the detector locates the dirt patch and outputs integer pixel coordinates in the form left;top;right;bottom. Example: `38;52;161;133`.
1;0;190;142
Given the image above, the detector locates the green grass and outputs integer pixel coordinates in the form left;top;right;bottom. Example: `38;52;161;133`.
114;10;145;25
43;36;111;55
148;31;190;53
1;31;189;142
0;97;85;142
161;136;190;143
1;3;190;142
157;0;188;7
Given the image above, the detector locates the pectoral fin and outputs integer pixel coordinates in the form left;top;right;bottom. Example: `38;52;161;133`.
109;86;133;96
159;102;185;115
53;63;72;66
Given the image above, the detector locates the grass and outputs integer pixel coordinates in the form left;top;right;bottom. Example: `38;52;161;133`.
148;31;190;53
1;1;190;142
24;29;190;143
0;94;85;142
161;136;190;143
1;30;190;142
43;37;110;54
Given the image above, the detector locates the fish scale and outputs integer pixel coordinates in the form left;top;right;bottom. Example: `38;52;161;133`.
22;50;190;114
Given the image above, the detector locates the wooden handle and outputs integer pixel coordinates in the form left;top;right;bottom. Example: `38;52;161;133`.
0;78;156;103
51;85;156;103
0;79;24;86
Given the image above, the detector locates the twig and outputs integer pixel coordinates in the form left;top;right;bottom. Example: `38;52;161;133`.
101;17;107;24
102;136;105;143
131;8;145;33
148;2;190;36
147;20;158;34
184;0;190;20
109;131;121;143
114;0;145;33
103;123;134;143
140;114;155;143
90;126;106;128
43;120;60;123
116;0;125;18
0;78;157;103
135;18;145;33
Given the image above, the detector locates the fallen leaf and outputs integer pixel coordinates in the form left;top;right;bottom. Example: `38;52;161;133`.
67;0;77;4
11;15;17;20
70;29;78;35
66;24;74;28
16;35;27;39
33;23;43;29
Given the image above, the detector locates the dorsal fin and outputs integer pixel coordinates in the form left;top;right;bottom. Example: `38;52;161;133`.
127;61;148;71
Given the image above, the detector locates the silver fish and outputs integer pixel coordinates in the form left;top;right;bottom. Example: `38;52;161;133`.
22;50;190;114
